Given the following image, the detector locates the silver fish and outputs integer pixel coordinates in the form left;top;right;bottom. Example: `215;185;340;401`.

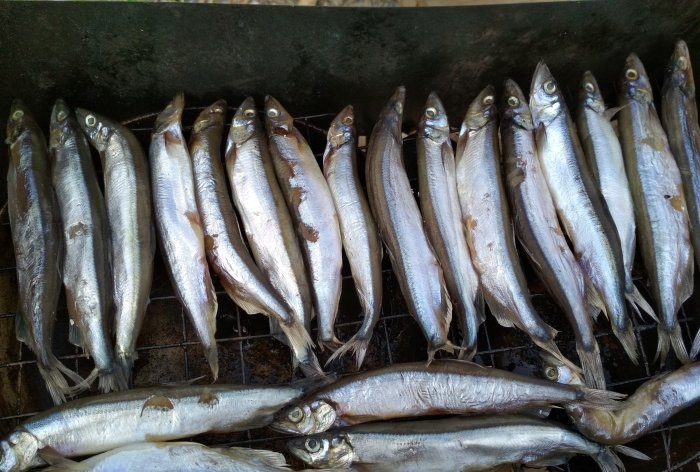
501;80;605;390
530;62;639;364
76;107;154;382
225;98;312;340
544;354;700;445
617;54;693;364
417;92;483;360
270;360;623;435
660;41;700;358
323;105;383;368
577;71;656;321
287;415;648;471
149;94;218;378
456;85;575;371
365;87;454;362
265;96;343;350
50;100;126;393
6;100;83;405
190;100;320;377
0;384;309;472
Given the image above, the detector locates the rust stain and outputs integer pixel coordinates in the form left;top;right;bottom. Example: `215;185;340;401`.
299;223;319;242
204;234;217;251
140;395;174;416
198;389;220;407
290;186;306;208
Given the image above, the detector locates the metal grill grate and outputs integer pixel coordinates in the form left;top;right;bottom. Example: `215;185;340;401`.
0;106;699;471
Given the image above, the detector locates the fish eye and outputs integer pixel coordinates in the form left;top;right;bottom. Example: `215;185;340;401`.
56;110;68;121
584;82;595;93
288;407;304;423
343;115;354;125
425;107;437;119
544;81;557;94
544;366;558;381
243;109;256;118
85;115;97;127
11;110;24;120
305;438;321;453
678;56;688;71
483;95;494;105
625;69;638;80
267;108;279;118
395;102;403;114
212;106;224;114
507;96;519;107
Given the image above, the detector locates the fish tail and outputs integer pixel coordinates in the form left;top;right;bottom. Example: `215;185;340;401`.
579;385;626;408
576;342;607;390
97;365;129;393
274;317;320;376
317;337;343;353
533;338;583;375
203;343;220;381
625;286;658;323
36;360;72;405
425;340;460;366
115;350;137;385
612;445;652;461
326;333;372;369
691;328;700;359
656;324;690;365
595;444;649;472
612;323;639;366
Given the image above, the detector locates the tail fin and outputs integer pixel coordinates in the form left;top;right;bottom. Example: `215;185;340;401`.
576;341;607;390
691;328;700;358
594;444;649;472
317;337;343;353
115;350;137;385
273;316;321;378
612;324;639;366
656;324;690;365
326;333;372;369
98;366;128;393
579;386;626;408
37;362;72;405
533;338;583;376
203;344;219;381
425;340;457;366
625;286;658;323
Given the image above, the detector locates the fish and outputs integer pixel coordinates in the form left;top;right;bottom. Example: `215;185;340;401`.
50;100;126;393
225;98;313;343
270;360;624;435
417;92;483;361
6;99;84;405
617;54;693;365
660;41;700;358
501;79;605;390
76;107;155;382
190;100;320;377
42;443;315;472
0;383;312;472
149;94;219;378
287;415;649;471
323;105;384;368
365;87;455;362
455;85;576;372
265;96;343;351
577;71;656;321
530;62;639;364
543;354;700;445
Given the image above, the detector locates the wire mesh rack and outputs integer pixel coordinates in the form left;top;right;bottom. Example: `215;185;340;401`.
0;103;699;471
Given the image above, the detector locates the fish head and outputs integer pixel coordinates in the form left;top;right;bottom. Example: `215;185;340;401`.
75;108;115;153
49;99;73;150
264;96;295;136
529;62;564;127
666;40;695;99
272;399;337;434
287;432;354;469
327;105;355;150
579;71;606;115
153;93;185;135
460;85;497;135
376;86;406;144
230;97;259;143
619;54;653;105
193;99;226;135
419;92;450;141
541;352;585;386
0;431;40;472
6;99;34;145
501;78;533;129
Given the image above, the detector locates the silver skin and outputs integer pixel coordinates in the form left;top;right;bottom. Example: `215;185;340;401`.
456;85;575;372
618;54;693;365
265;96;343;350
365;87;454;362
544;354;700;445
323;105;383;368
530;63;639;365
225;97;312;336
51;101;126;394
501;80;604;390
287;415;647;471
149;94;219;379
0;384;307;472
190;100;320;377
417;92;482;361
43;443;303;472
660;41;700;358
6;100;82;405
270;360;623;435
76;107;154;382
577;71;655;321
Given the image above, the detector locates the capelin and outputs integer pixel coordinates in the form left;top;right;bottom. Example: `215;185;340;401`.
501;78;533;128
287;433;354;469
461;85;497;132
529;62;564;127
579;71;606;114
230;97;258;143
6;99;34;144
619;54;653;104
541;352;585;386
667;40;695;97
327;105;355;150
49;99;73;149
0;432;40;472
264;95;295;133
192;99;226;134
271;400;337;434
419;92;449;141
153;93;185;134
75;108;112;152
374;86;406;144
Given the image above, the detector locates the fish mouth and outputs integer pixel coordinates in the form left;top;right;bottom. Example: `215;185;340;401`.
530;61;554;95
51;99;71;125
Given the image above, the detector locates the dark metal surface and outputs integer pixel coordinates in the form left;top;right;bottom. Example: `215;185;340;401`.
0;104;699;471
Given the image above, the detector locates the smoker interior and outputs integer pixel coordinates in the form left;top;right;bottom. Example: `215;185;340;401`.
1;1;700;470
